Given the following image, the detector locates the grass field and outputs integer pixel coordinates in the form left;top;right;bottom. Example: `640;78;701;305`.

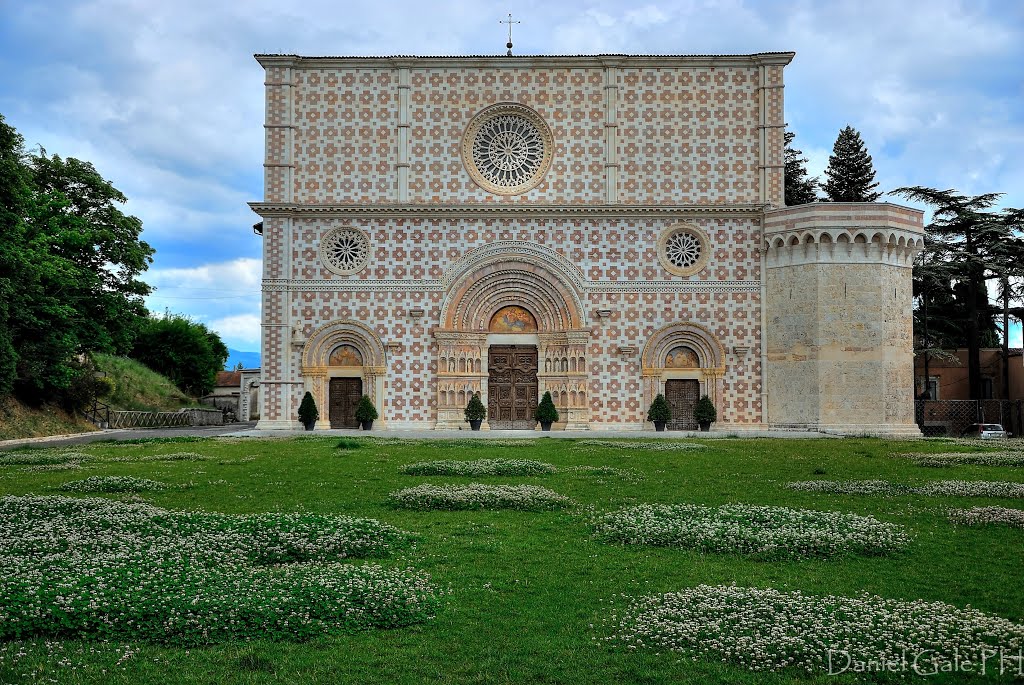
1;435;1023;684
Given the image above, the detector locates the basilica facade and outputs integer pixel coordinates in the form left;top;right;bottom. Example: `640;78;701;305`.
250;51;925;434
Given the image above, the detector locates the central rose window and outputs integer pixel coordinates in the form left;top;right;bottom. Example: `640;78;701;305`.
463;103;554;195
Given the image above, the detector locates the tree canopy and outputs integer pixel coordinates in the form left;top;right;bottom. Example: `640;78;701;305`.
784;130;819;206
893;186;1024;399
823;125;882;202
130;314;229;397
0;113;153;403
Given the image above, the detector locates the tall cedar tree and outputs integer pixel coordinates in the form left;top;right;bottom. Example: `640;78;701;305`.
893;187;1024;400
823;125;881;202
0;114;153;402
784;130;819;205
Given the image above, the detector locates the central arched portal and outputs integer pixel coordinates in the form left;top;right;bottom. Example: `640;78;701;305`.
434;249;590;430
486;307;539;429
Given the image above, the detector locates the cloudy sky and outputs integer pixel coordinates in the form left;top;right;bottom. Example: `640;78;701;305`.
2;0;1022;352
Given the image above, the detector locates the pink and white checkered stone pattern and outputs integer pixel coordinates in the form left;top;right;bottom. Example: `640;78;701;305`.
257;55;790;427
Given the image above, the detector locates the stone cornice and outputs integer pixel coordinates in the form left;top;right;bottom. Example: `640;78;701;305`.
262;278;761;293
248;202;768;219
255;53;796;70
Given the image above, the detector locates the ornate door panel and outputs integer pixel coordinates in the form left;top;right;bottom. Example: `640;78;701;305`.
488;345;538;430
665;379;699;430
329;377;362;428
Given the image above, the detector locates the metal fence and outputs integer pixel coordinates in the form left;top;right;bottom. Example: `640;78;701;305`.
915;400;1024;437
109;408;225;430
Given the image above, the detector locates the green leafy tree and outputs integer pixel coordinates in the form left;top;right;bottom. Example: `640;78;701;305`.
823;125;881;202
893;187;1024;399
130;314;229;396
0;115;34;395
784;130;819;206
0;114;153;403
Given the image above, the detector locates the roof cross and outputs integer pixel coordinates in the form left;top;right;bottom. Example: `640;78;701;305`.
500;13;520;56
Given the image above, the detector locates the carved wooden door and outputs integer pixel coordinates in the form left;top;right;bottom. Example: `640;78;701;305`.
488;345;538;430
665;379;700;430
329;377;362;428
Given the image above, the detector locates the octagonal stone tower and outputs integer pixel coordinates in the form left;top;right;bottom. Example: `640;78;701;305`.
763;203;925;436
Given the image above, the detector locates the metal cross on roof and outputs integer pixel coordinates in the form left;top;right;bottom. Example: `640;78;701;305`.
500;13;520;56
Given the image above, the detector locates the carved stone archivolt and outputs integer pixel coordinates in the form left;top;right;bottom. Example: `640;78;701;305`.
434;249;590;430
641;322;726;425
300;319;387;428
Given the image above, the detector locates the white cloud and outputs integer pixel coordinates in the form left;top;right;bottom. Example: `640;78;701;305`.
209;314;262;349
144;258;262;349
147;258;262;292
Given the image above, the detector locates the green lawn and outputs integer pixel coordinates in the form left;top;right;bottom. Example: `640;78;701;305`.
1;435;1022;684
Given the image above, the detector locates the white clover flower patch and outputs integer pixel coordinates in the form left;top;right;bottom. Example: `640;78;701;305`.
0;448;89;466
788;479;1024;499
601;585;1024;674
950;506;1024;528
902;452;1024;468
592;503;909;559
400;459;556;476
389;483;573;510
58;476;172;492
0;496;441;645
572;439;707;452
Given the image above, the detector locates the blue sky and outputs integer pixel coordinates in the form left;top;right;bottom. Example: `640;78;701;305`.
1;0;1022;351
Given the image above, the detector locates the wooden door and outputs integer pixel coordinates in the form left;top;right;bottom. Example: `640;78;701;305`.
488;346;538;430
329;377;362;428
665;379;700;430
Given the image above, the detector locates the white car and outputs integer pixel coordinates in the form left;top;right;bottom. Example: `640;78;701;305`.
961;423;1012;439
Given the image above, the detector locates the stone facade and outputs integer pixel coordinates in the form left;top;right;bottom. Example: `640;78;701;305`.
250;52;924;435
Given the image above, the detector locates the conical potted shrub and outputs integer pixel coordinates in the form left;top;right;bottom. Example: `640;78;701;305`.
693;394;717;432
464;392;486;431
534;391;559;431
298;391;319;431
647;393;671;432
354;394;378;430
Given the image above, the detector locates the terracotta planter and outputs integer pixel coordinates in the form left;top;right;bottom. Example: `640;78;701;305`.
654;421;666;432
360;420;374;431
469;419;483;431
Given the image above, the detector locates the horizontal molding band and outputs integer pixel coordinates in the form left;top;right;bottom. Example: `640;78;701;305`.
262;279;761;293
249;202;769;218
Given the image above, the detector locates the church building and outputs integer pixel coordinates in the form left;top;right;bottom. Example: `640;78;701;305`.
250;50;925;434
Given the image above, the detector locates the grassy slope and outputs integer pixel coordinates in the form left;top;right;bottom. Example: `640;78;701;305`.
1;436;1022;684
0;397;97;441
92;353;198;412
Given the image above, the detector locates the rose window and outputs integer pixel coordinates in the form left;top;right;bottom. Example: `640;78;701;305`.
463;103;554;195
657;224;710;276
320;227;369;275
664;231;702;269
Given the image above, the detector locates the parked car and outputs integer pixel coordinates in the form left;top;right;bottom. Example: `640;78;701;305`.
960;423;1012;439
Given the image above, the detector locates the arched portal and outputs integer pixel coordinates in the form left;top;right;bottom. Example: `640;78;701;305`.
300;319;386;430
434;245;590;430
641;323;726;430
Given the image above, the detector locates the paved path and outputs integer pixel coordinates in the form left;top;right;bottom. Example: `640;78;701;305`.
0;423;258;450
2;423;835;450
